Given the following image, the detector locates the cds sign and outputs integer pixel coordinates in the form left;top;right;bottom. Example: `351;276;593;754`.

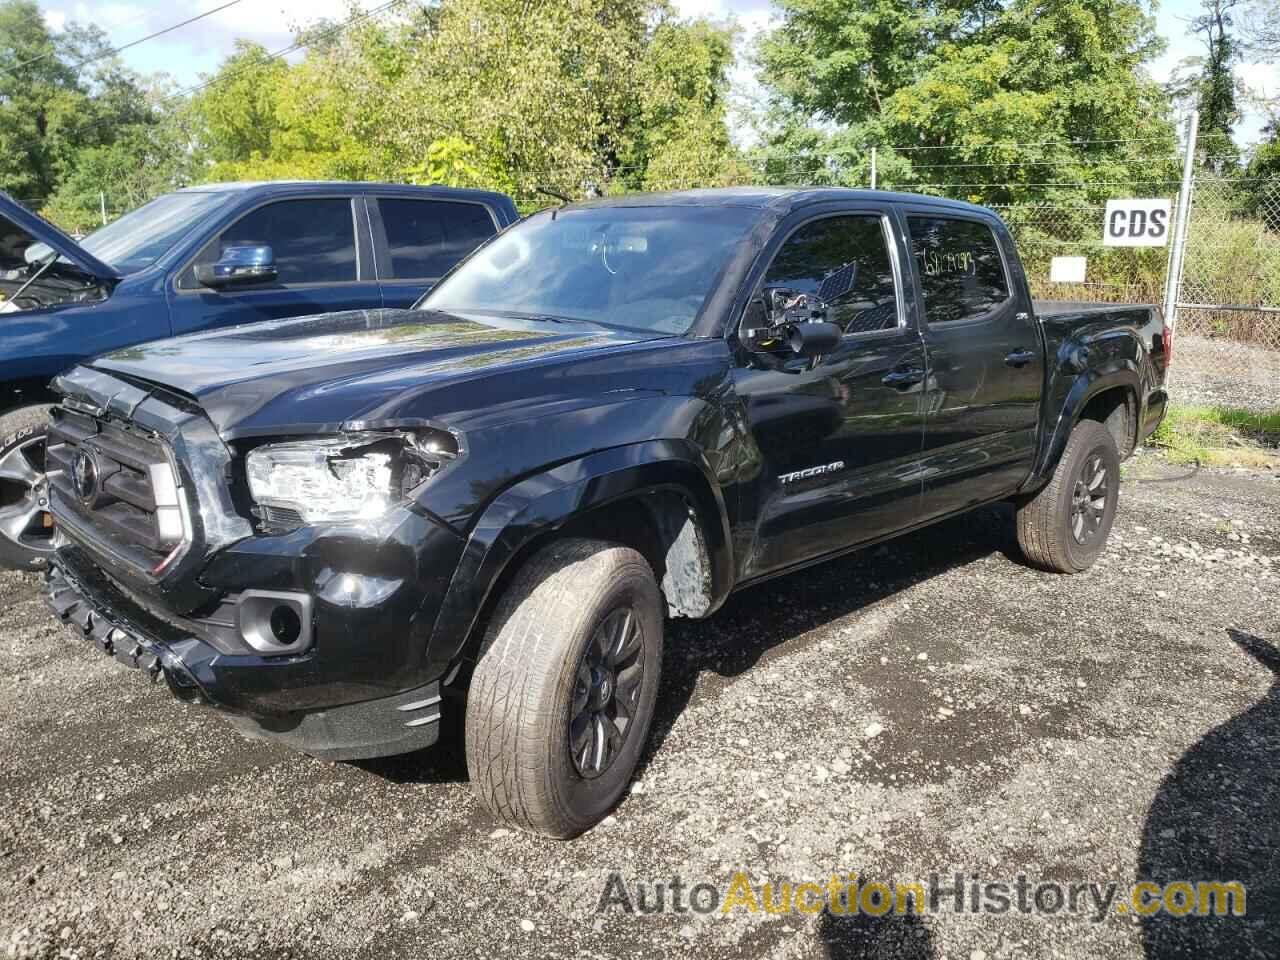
1102;199;1172;247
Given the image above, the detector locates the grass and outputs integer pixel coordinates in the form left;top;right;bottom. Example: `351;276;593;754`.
1148;404;1280;467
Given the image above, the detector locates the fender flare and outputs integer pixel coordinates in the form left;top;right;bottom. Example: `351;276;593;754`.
1031;360;1141;482
427;439;733;672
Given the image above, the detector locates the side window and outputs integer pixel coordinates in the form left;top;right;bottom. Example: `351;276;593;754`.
907;216;1010;323
378;199;497;280
182;198;356;288
760;215;899;334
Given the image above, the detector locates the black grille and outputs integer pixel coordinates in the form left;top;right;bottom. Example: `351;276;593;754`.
47;408;184;571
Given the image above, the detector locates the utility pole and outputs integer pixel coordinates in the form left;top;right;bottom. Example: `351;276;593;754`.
870;147;877;190
1162;110;1199;333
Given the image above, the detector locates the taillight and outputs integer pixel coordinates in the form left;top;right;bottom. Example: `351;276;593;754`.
1160;321;1174;369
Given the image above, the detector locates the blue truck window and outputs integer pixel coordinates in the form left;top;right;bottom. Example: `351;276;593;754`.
185;198;357;287
908;216;1010;323
379;199;496;280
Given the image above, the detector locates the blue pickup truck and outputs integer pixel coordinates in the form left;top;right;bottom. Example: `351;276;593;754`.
0;181;519;570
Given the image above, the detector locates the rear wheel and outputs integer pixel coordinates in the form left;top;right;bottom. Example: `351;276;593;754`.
1016;420;1120;573
465;538;662;838
0;406;55;571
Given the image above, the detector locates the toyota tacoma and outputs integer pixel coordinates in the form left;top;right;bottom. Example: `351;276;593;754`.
40;188;1170;837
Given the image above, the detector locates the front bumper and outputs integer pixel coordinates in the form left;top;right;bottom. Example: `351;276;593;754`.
45;550;445;761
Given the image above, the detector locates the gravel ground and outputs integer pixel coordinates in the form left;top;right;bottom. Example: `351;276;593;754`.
2;449;1278;960
1166;334;1280;411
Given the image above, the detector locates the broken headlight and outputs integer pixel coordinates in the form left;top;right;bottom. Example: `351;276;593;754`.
245;430;458;525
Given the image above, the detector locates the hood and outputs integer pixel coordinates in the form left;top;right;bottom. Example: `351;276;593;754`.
0;191;122;283
89;308;668;436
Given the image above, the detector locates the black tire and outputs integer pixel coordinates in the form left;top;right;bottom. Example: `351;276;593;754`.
1016;420;1120;573
465;538;663;838
0;405;55;572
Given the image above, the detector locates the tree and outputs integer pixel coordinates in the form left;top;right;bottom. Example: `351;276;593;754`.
755;0;1178;203
184;0;744;199
1186;0;1243;169
0;0;182;223
0;0;92;200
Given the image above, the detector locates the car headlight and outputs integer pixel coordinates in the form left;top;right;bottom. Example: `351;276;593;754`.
245;430;458;526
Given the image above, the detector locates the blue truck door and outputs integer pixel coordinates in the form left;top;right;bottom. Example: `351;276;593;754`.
166;196;383;335
367;196;503;308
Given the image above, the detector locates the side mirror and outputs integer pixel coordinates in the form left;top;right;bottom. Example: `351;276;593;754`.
742;286;839;357
786;321;842;356
196;245;277;289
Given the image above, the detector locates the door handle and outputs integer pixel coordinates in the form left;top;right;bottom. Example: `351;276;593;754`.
882;368;926;389
1005;348;1036;368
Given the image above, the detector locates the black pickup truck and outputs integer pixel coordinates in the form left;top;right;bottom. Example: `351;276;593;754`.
41;188;1169;837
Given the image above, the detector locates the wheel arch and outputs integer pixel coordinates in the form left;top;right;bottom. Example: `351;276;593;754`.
427;439;733;678
0;378;59;419
1030;362;1141;484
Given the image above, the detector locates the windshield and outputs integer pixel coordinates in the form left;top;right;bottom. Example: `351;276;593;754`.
421;205;759;334
26;191;229;275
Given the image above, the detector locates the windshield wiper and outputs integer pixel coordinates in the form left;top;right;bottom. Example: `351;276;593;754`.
496;310;612;330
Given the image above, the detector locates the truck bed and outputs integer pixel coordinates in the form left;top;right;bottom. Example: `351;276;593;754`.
1033;300;1158;319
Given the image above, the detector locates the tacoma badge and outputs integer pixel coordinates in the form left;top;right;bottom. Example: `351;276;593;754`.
778;461;845;484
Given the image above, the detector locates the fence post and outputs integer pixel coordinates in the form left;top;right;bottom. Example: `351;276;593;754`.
99;191;107;226
1162;111;1199;332
870;147;877;190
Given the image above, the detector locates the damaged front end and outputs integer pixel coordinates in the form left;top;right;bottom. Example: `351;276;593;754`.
242;428;462;534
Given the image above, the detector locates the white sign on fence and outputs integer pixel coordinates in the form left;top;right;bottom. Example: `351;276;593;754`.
1049;256;1088;283
1103;198;1172;247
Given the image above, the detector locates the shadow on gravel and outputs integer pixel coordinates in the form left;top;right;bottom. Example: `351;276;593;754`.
642;503;1018;771
817;904;935;959
1137;628;1279;959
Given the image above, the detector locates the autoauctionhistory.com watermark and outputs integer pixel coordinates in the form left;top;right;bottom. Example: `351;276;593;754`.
595;871;1247;923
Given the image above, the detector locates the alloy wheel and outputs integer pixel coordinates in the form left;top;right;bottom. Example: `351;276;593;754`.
1070;452;1109;545
569;606;645;779
0;433;55;566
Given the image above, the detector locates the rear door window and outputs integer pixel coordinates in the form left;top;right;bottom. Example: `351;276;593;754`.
907;216;1010;324
377;199;497;280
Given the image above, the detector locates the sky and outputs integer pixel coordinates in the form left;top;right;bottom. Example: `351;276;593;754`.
40;0;1278;148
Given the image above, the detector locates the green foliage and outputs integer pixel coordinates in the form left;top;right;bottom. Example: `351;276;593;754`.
406;136;514;192
755;0;1179;203
1150;403;1280;466
0;0;188;228
184;1;742;201
1185;0;1243;168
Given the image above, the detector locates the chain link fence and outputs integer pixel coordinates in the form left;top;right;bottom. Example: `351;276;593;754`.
989;176;1280;411
1168;176;1280;410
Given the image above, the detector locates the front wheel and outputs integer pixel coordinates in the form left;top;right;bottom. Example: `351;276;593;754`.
0;405;55;571
1016;420;1120;573
465;539;663;838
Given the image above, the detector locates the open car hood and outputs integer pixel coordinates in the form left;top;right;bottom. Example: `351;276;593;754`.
0;191;122;283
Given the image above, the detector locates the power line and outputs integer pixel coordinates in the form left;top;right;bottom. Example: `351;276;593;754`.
1;0;247;78
69;0;413;141
160;0;411;104
856;136;1180;154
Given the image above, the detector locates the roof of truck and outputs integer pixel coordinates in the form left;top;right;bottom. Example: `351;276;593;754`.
562;187;995;216
174;181;515;205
